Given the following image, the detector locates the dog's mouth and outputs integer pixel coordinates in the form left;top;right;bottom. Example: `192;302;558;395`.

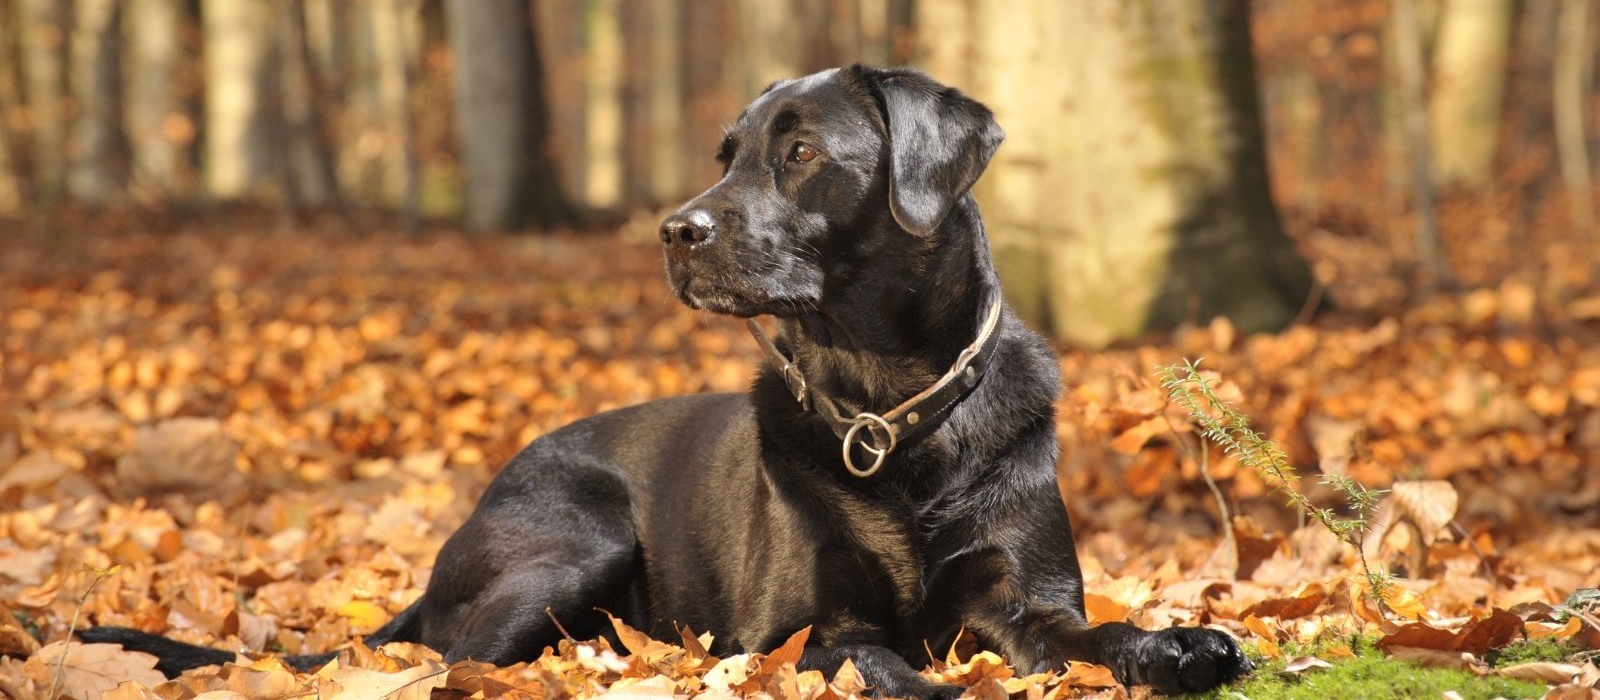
668;269;813;319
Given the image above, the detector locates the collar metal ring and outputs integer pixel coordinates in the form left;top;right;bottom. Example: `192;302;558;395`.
842;412;896;477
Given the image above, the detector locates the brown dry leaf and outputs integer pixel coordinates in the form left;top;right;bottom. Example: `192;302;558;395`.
761;626;812;674
831;657;867;695
966;677;1009;700
1379;609;1523;655
336;600;389;633
1242;581;1328;620
1500;661;1584;683
21;641;167;700
1281;656;1334;675
1242;615;1282;660
1063;662;1118;688
1083;593;1130;624
317;658;450;699
1109;417;1168;455
1384;646;1483;672
113;417;244;500
1377;579;1432;621
607;612;680;665
1305;414;1363;476
0;616;41;657
702;653;759;693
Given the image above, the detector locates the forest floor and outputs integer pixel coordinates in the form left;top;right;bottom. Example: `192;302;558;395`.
1;210;1598;699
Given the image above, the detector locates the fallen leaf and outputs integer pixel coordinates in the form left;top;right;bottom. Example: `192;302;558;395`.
1499;661;1583;683
317;659;449;699
1242;615;1282;659
21;642;166;700
1281;656;1333;674
114;418;244;500
1384;646;1481;671
336;600;389;633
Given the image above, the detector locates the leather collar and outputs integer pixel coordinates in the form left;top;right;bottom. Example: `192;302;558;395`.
746;297;1005;477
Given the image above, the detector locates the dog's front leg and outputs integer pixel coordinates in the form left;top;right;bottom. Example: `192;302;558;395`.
1031;620;1252;695
798;645;962;700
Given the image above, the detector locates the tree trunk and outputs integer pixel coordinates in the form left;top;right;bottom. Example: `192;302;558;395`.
202;0;278;199
646;0;685;203
124;0;187;199
961;0;1313;348
534;0;585;212
16;0;70;202
372;0;420;229
446;0;570;231
584;0;622;211
67;0;127;204
1428;0;1514;189
1392;0;1450;284
0;0;28;208
619;0;654;207
1555;0;1595;239
276;0;340;210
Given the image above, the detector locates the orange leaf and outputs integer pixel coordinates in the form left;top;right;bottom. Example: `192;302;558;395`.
1242;615;1281;660
760;626;811;674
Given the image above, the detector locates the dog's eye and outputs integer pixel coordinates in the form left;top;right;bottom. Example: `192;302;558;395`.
790;143;819;163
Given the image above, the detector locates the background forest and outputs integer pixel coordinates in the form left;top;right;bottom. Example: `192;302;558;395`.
3;1;1600;699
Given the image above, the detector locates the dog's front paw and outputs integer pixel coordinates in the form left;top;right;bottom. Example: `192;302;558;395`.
1130;627;1252;695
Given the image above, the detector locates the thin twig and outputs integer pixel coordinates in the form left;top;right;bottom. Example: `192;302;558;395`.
51;566;121;700
546;606;576;643
1165;413;1235;557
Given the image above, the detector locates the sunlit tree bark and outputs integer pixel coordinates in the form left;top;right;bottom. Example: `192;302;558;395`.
957;0;1313;347
203;0;277;199
1428;0;1514;189
447;0;570;231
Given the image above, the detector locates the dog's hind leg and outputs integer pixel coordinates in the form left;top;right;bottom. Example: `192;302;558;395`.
439;558;634;665
412;455;642;666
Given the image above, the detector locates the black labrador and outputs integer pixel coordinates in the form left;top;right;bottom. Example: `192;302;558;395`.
82;65;1249;697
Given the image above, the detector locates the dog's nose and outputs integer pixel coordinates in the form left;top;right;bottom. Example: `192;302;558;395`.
660;210;716;246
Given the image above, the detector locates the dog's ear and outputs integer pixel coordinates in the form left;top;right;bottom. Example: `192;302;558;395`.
854;66;1005;237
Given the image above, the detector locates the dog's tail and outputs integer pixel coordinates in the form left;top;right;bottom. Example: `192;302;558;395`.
76;600;424;679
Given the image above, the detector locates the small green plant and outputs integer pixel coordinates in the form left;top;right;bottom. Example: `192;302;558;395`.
1489;637;1580;667
1158;359;1393;602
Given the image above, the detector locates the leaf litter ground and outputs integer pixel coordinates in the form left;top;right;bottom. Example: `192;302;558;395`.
1;213;1598;699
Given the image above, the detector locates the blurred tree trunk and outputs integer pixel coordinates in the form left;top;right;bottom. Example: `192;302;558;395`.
68;0;127;204
446;0;570;231
124;0;187;199
584;0;622;210
371;0;420;229
17;0;70;202
0;0;28;208
1428;0;1514;189
964;0;1313;348
275;0;340;210
1555;0;1595;238
646;0;685;203
203;0;278;199
620;0;652;206
1392;0;1450;284
534;0;585;213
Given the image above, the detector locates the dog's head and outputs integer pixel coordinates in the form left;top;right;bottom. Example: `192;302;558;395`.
660;66;1003;318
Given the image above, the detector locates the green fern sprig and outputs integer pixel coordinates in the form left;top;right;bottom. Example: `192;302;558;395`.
1157;359;1393;601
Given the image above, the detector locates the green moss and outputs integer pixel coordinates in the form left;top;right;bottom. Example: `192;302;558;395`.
1185;642;1549;700
1489;637;1579;667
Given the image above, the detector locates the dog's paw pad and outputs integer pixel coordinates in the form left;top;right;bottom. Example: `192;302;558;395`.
1135;627;1253;694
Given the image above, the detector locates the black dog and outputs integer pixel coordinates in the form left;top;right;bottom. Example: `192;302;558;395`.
82;66;1249;696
